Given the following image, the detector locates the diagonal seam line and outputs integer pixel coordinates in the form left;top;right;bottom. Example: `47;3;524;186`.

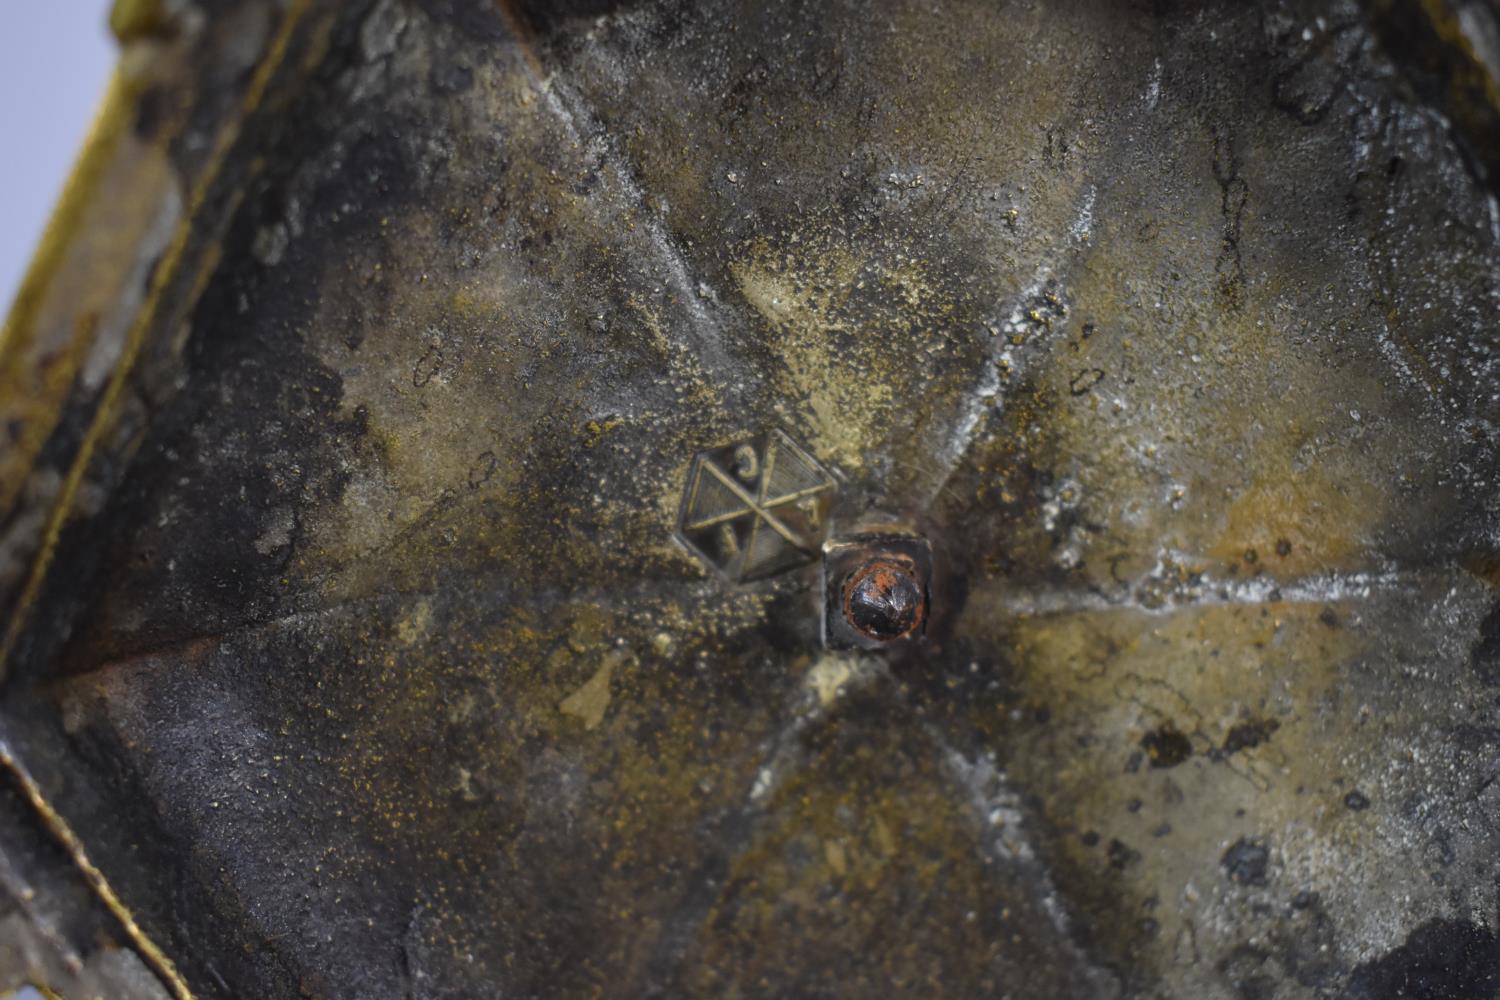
683;509;753;531
684;482;827;531
681;458;753;531
515;20;749;407
761;483;833;508
702;461;806;550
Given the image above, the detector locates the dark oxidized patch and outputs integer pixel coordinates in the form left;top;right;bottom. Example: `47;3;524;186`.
1471;603;1500;687
1348;918;1500;1000
1222;837;1271;886
1140;722;1193;768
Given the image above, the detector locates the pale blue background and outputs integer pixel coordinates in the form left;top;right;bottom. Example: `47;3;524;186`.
0;10;116;994
3;10;161;999
0;3;115;317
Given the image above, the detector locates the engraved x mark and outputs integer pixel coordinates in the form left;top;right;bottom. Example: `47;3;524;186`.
685;458;826;551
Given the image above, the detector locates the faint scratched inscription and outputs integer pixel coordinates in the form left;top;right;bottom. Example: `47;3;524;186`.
677;430;835;582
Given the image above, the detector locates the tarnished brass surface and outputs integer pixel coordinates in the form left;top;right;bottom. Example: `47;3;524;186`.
5;0;1500;997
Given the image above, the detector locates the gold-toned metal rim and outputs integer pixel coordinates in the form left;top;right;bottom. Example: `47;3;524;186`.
0;3;327;998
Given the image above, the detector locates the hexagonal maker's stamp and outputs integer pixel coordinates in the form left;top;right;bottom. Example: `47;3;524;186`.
676;430;835;583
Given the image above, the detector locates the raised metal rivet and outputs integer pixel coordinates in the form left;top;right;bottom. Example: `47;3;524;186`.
822;528;933;650
842;556;926;641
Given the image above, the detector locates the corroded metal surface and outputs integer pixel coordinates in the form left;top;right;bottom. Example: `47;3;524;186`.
5;0;1500;997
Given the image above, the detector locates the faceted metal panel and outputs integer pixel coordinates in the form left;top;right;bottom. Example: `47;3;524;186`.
4;0;1500;998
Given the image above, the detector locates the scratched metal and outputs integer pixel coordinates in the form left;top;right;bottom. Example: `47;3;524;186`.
5;0;1500;997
